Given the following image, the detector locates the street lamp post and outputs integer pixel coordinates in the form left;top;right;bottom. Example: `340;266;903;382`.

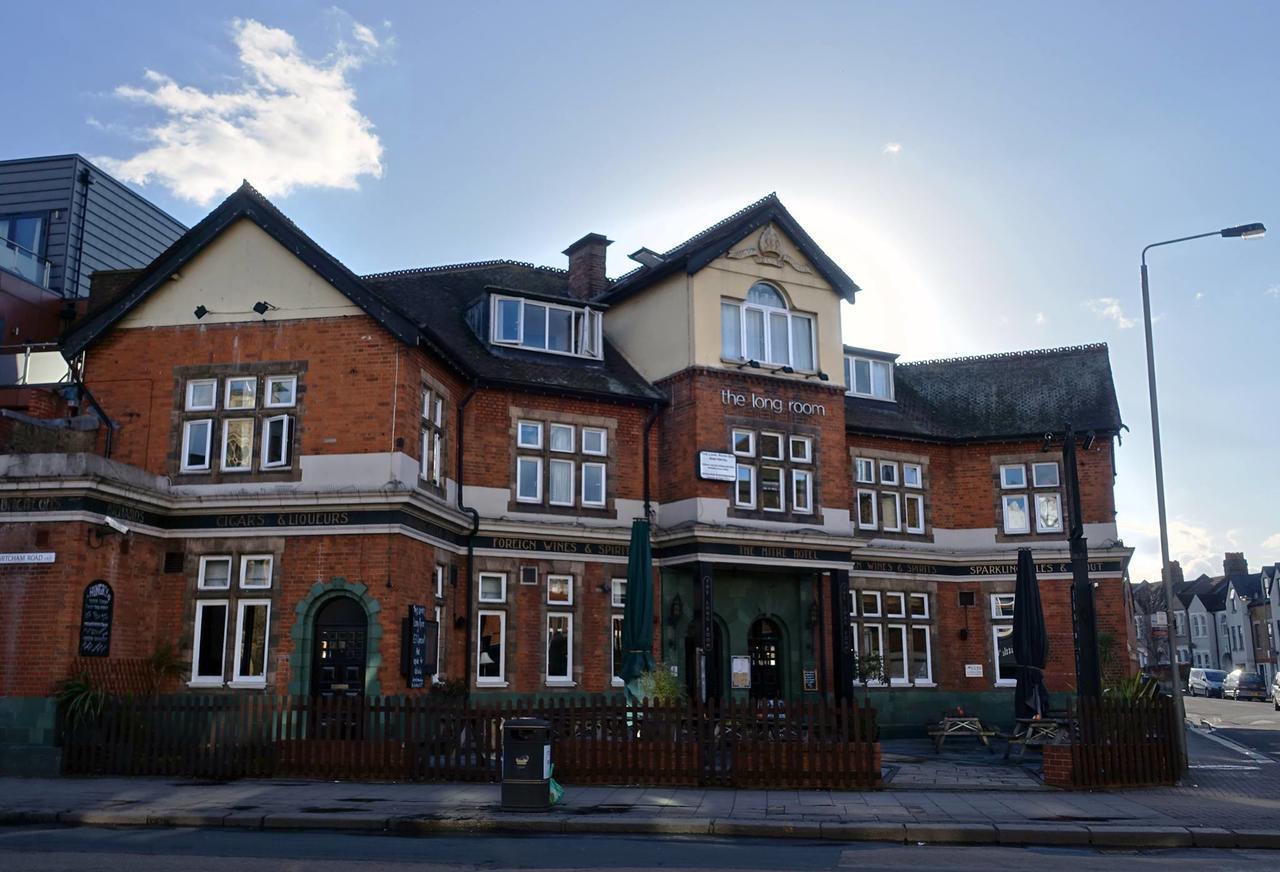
1140;221;1265;774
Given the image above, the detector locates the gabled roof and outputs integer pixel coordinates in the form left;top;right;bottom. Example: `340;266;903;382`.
362;262;664;404
62;182;422;360
844;343;1124;441
599;193;860;305
1226;572;1263;602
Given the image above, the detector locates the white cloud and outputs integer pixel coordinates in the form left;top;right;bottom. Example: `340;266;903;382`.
1194;291;1204;303
1034;312;1047;326
882;142;903;155
1123;516;1219;582
1084;297;1135;329
1263;532;1280;550
1266;284;1280;298
95;15;387;205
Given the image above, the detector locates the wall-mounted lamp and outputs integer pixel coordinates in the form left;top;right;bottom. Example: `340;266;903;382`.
781;365;795;374
747;359;761;369
1040;431;1054;453
1084;431;1096;451
669;594;684;624
252;301;273;315
193;305;209;320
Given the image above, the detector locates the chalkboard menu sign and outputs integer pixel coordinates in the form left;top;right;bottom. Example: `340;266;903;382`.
79;580;113;657
400;604;439;689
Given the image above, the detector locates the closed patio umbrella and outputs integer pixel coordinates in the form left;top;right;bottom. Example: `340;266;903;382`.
619;518;655;703
1012;548;1051;720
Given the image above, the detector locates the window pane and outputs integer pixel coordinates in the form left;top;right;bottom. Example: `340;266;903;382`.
549;423;574;452
861;624;883;658
910;627;930;682
611;579;627;608
184;420;211;469
995;626;1017;682
1003;495;1030;533
856;458;874;483
1033;462;1060;487
1001;465;1026;488
195;604;226;679
903;463;922;488
732;430;754;456
880;492;900;530
242;557;272;588
267;376;296;407
789;436;810;463
549;459;574;504
861;592;881;616
226;378;256;409
885;592;905;617
1035;493;1062;532
721;302;742;359
871;361;891;398
879;461;897;485
744;308;766;360
857;490;876;527
760;467;783;511
767;311;789;364
522;303;547;349
187;380;215;410
547;307;573;352
909;593;929;619
264;416;289;466
582;428;606;454
790;316;814;370
547;615;570;680
479;574;504;602
759;432;783;460
583;463;605;505
746;282;785;307
792;470;812;513
497;298;521;342
612;616;624;681
478;613;503;679
548;575;572;604
200;558;231;589
518;421;542;448
886;627;907;681
237;604;269;679
223;419;253;470
854;359;871;394
517;457;540;500
905;494;923;531
735;464;754;506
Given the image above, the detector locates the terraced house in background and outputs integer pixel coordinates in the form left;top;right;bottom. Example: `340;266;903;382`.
0;186;1137;772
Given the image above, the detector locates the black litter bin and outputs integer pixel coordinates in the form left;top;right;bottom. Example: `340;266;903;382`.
501;718;552;811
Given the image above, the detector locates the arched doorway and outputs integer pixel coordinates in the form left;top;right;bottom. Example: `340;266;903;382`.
748;618;784;700
312;595;368;698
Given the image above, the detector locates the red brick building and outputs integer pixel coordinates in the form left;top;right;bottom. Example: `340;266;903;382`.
0;186;1135;767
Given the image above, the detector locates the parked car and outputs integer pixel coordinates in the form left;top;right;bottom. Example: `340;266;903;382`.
1187;668;1227;698
1272;673;1280;711
1222;669;1268;701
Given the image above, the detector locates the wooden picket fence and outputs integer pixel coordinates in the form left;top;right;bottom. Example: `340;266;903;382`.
60;694;880;789
1067;695;1179;788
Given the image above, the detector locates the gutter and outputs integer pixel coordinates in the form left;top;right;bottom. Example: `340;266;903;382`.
455;383;481;697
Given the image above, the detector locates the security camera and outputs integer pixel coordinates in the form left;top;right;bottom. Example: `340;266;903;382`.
103;516;130;535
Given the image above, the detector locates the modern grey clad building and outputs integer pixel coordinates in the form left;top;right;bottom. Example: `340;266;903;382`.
0;155;185;298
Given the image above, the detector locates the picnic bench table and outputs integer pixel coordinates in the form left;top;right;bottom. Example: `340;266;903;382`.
928;716;998;752
1004;716;1072;760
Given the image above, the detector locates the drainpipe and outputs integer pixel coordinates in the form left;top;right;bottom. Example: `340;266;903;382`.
641;401;661;520
456;383;481;695
69;167;94;299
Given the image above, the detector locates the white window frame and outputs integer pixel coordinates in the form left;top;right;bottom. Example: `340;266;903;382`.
789;435;812;463
435;565;445;598
185;379;217;412
860;623;885;685
433;605;443;682
548;458;576;507
991;593;1016;619
190;599;229;686
1034;492;1064;534
878;461;899;486
993;625;1017;687
885;623;910;685
476;610;507;685
230;599;271;686
791;469;813;514
759;431;784;461
581;462;607;507
516;456;543;503
239;554;273;590
221;418;254;472
263;375;297;408
224;376;257;410
517;420;543;449
734;463;756;509
547;574;574;606
904;493;925;534
490;294;603;360
261;414;291;468
197;555;232;590
549;423;575;453
720;289;817;371
861;590;882;618
582;427;607;456
855;457;875;484
181;419;213;472
1032;461;1060;488
478;572;507;604
611;578;627;608
1002;494;1031;534
879;491;902;532
611;613;625;687
845;356;895;401
759;465;785;513
910;625;934;685
732;429;755;457
1000;464;1027;489
856;488;878;530
909;593;929;619
902;463;923;489
885;592;906;618
545;612;574;685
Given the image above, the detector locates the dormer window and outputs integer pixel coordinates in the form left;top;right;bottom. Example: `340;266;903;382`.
721;282;816;371
491;294;602;359
845;353;895;401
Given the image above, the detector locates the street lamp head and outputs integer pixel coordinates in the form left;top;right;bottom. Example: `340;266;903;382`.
1220;222;1266;239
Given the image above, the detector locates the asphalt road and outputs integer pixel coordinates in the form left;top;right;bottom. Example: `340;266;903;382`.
0;827;1276;872
1185;693;1280;759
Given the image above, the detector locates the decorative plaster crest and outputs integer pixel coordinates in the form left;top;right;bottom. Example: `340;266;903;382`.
725;225;812;273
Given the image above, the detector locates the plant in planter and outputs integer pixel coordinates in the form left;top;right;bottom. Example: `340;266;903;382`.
57;672;105;730
850;652;887;704
148;641;185;695
636;667;687;703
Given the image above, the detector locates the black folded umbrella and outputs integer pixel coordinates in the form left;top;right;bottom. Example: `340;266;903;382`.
1012;548;1051;720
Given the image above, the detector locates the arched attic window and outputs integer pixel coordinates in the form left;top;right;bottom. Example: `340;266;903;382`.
720;282;815;371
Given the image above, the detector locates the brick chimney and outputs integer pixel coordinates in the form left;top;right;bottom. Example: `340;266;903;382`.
564;233;612;300
1223;552;1249;576
1164;560;1184;585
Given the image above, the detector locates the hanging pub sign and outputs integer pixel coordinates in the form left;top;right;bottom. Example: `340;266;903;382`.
400;604;438;689
78;580;113;657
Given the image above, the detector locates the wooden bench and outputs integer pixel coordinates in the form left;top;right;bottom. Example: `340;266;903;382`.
928;716;999;752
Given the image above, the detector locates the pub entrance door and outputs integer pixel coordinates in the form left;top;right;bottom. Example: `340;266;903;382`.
312;596;367;699
748;618;783;700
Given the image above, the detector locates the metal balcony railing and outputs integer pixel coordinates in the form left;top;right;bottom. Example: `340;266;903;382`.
0;238;53;288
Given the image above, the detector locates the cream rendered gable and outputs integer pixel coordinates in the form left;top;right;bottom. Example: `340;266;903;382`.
690;223;846;383
117;218;363;328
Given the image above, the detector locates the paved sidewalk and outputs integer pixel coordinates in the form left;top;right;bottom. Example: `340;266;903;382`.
2;729;1277;851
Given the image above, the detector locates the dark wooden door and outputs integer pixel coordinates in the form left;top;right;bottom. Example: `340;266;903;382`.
312;596;367;699
748;618;782;700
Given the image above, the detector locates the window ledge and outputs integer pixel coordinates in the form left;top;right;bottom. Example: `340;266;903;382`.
912;681;937;688
475;680;508;688
187;679;224;689
611;678;625;687
546;680;577;688
227;680;268;689
994;680;1017;687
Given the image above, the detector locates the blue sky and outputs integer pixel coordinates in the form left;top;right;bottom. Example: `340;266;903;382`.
9;2;1278;583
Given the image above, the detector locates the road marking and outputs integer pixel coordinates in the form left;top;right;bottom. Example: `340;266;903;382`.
1188;721;1277;764
1188;764;1261;771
